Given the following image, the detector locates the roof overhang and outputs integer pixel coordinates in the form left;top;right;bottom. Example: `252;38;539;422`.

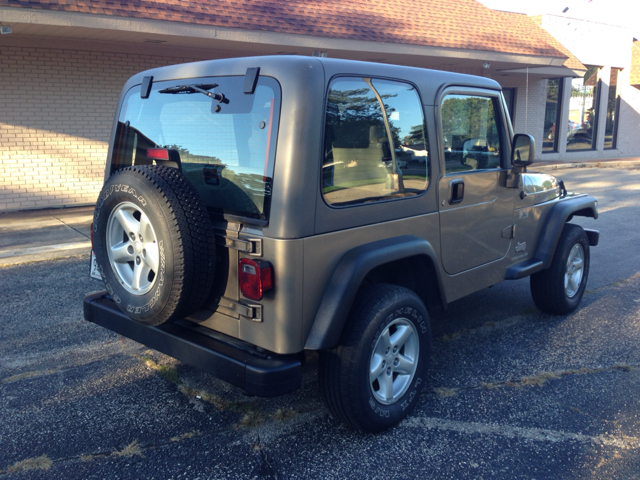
496;66;586;78
0;7;569;70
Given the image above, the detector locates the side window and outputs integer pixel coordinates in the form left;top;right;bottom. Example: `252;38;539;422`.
441;94;502;173
322;77;429;206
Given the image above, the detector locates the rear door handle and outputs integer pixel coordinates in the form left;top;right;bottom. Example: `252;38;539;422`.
449;179;464;204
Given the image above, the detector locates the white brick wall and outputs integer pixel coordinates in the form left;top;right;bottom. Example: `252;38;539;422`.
0;46;198;212
535;15;640;161
3;36;639;213
497;75;547;158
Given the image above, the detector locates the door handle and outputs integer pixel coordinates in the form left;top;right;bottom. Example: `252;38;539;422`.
449;179;464;204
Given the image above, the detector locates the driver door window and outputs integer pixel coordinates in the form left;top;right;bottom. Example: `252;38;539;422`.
441;95;502;173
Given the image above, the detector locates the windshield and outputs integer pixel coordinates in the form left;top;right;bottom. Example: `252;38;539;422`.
110;76;281;223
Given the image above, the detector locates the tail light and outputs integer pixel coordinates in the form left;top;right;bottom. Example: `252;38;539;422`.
239;258;273;301
147;148;170;161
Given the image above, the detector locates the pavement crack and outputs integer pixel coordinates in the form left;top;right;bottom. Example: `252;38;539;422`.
250;436;279;480
402;416;640;450
426;363;640;396
48;212;91;241
584;272;640;296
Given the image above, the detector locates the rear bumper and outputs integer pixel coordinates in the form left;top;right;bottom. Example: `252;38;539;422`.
83;292;301;397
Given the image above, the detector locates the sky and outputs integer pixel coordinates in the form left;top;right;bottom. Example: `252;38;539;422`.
477;0;640;38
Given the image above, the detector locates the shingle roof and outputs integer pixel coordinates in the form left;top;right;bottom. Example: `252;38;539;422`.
631;40;640;89
514;12;586;71
1;0;569;61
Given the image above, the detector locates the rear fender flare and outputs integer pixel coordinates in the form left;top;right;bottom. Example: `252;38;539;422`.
304;235;444;350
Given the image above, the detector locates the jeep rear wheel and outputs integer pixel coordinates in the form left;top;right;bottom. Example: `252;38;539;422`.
93;165;216;326
530;223;590;315
319;284;431;433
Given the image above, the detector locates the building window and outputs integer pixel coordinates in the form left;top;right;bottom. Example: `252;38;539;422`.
542;79;562;153
502;88;516;127
604;68;621;149
567;66;600;151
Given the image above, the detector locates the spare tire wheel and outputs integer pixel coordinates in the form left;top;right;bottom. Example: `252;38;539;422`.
92;165;216;326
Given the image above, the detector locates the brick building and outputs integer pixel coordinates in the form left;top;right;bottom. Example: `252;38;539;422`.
530;14;640;161
0;0;637;212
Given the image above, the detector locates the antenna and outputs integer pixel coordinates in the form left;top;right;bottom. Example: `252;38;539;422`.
525;67;529;132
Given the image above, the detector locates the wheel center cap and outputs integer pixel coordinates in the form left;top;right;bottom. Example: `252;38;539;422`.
135;242;142;254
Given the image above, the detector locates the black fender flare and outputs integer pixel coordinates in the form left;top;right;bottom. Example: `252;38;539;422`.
506;195;598;279
304;235;444;350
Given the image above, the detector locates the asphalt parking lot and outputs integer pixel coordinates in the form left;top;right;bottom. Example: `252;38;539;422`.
1;167;639;479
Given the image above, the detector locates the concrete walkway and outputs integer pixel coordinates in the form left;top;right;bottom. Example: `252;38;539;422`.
0;206;93;267
0;157;638;267
532;156;640;171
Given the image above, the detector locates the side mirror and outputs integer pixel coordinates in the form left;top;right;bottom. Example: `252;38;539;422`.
511;133;535;167
505;134;536;188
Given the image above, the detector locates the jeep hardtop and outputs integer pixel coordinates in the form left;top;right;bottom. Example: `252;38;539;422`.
85;56;599;432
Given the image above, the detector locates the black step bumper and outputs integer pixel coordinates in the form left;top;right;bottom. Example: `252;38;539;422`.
83;292;301;397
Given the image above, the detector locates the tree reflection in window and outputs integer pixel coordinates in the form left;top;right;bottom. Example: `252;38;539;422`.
323;78;429;206
441;95;501;172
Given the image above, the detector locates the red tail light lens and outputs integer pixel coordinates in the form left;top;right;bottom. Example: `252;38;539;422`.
147;148;170;161
239;258;273;301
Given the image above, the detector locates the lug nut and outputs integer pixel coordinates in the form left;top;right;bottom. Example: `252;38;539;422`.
136;256;141;265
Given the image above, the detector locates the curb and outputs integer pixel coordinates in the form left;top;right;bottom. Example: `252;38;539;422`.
0;243;91;267
532;159;640;172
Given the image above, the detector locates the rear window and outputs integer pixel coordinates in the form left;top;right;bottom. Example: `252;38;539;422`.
111;76;281;222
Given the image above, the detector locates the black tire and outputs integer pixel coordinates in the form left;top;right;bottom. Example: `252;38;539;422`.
93;165;216;326
318;284;431;433
530;223;590;315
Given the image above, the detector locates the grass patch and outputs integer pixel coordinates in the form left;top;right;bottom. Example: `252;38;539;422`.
272;408;298;421
184;388;260;414
520;371;562;387
437;329;468;342
139;356;180;384
613;364;634;372
2;369;56;384
112;440;143;458
170;431;200;442
136;354;267;425
7;455;52;473
433;387;458;397
238;411;265;428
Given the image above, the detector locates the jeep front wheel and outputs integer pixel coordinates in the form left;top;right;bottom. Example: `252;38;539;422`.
318;284;431;432
530;223;590;315
93;165;216;326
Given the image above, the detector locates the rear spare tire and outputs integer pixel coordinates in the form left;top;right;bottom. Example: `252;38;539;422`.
93;165;216;326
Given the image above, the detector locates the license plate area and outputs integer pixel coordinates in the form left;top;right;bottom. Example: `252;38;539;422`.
89;251;102;280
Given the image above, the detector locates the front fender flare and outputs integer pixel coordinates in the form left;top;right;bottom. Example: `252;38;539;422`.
506;195;598;280
304;235;443;350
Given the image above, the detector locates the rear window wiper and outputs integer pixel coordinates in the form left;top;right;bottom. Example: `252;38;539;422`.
158;84;228;103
